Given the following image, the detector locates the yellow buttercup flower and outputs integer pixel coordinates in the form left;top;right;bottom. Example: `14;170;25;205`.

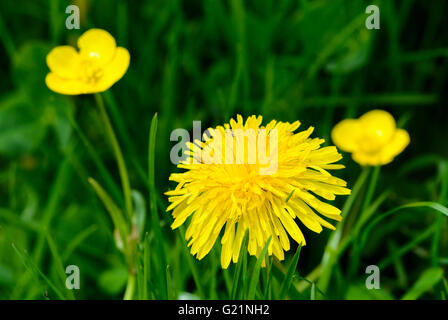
45;29;130;95
166;115;350;269
331;110;410;166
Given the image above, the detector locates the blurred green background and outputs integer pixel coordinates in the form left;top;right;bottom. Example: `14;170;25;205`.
0;0;447;300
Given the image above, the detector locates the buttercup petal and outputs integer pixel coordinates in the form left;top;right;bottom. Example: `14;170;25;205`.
45;73;85;95
91;47;130;92
379;128;410;164
78;29;117;67
352;151;381;166
359;110;396;147
46;46;81;79
331;119;362;152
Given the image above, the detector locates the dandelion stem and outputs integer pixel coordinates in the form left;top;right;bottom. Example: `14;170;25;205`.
95;93;133;222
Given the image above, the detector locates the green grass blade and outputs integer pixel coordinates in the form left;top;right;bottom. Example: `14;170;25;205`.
318;167;369;292
230;230;249;299
247;236;271;300
62;225;98;262
378;224;436;270
177;226;205;299
310;283;316;300
12;243;65;300
143;233;151;300
263;258;274;300
279;245;302;299
147;113;168;299
401;267;444;300
45;231;75;299
359;202;448;252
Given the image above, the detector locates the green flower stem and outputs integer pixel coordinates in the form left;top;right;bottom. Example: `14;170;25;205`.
123;273;136;300
95;93;136;300
95;93;133;222
345;165;381;278
68;114;124;207
361;165;381;216
317;167;370;294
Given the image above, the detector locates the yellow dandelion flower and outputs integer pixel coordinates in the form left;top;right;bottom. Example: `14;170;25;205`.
331;110;410;166
45;29;130;95
166;115;351;269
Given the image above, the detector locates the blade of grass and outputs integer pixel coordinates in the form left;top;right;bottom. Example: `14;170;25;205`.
95;93;133;221
432;161;448;266
359;202;448;253
12;243;65;300
166;265;175;300
147;113;168;299
247;236;271;300
310;283;316;300
241;244;248;299
279;245;302;299
379;224;437;270
401;267;444;300
0;208;42;233
142;233;151;300
230;230;249;299
318;167;369;293
361;165;380;214
263;258;274;300
62;225;98;262
45;231;75;300
177;225;205;298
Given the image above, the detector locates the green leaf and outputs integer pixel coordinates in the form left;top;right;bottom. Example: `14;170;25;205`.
401;267;444;300
88;178;129;250
247;236;271;300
